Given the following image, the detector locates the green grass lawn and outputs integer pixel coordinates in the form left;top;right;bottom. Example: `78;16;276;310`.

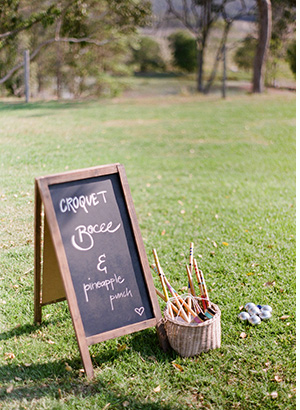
0;90;296;409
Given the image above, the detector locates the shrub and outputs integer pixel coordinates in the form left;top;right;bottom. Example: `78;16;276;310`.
233;35;256;72
131;36;166;73
168;30;197;73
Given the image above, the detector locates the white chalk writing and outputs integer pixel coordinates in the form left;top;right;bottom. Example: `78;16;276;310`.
110;288;133;311
59;191;107;214
57;184;140;316
71;221;121;251
83;273;125;302
134;307;145;316
97;254;107;274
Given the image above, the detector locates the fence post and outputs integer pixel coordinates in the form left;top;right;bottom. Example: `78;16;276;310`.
24;50;30;103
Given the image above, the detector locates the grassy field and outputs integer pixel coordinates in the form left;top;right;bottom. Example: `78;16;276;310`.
0;89;296;409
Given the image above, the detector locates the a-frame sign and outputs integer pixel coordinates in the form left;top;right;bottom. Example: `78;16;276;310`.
34;164;167;379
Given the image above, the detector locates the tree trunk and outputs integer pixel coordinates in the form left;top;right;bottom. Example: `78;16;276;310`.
222;45;226;99
197;43;204;92
196;35;207;93
252;0;272;93
204;21;231;95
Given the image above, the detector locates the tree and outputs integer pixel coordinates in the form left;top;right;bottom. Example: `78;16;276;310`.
0;0;152;97
0;0;60;89
252;0;272;93
165;0;218;92
0;0;59;44
164;0;251;93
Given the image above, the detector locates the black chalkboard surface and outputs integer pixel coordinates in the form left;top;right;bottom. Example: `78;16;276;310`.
48;173;154;337
34;164;164;379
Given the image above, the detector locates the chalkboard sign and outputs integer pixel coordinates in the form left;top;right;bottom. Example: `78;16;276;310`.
34;164;165;378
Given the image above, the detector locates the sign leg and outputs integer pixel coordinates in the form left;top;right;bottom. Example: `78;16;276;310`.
77;341;94;379
34;181;42;324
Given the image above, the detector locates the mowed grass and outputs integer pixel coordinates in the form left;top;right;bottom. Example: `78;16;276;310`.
0;90;296;409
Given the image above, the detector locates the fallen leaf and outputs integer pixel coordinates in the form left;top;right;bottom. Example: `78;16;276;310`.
58;388;62;399
270;391;278;399
247;272;254;276
180;209;185;214
212;241;218;248
161;230;166;236
279;315;289;320
102;404;111;410
47;340;55;344
65;363;72;372
117;344;127;352
172;362;184;372
123;401;130;407
274;375;283;382
15;377;22;381
153;385;161;393
240;332;247;339
6;385;14;394
239;306;244;311
222;242;229;246
5;352;15;360
263;281;275;287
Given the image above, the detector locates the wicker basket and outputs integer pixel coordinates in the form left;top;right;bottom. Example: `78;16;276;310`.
164;301;221;357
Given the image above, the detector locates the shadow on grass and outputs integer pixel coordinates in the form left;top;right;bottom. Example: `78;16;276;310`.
0;326;178;408
133;72;184;79
0;360;177;409
0;101;85;112
0;323;42;341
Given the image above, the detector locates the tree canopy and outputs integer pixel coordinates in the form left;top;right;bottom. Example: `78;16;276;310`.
0;0;152;96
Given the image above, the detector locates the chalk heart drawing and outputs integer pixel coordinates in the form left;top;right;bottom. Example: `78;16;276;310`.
134;307;145;316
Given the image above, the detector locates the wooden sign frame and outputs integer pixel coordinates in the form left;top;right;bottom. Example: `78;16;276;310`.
34;164;166;379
